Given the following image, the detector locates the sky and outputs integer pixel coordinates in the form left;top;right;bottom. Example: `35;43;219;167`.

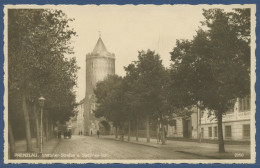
47;5;246;102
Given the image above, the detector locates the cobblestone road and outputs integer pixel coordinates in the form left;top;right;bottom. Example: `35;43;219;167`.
49;135;209;159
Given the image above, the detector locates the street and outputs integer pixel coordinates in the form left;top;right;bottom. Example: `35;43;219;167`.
12;135;250;160
47;135;251;160
49;135;209;159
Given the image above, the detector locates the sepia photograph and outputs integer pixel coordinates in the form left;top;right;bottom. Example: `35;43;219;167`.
3;4;256;164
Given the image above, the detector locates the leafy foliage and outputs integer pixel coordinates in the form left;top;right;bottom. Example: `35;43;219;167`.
170;8;250;152
94;75;125;126
8;9;79;139
94;50;169;128
125;50;169;120
170;8;250;114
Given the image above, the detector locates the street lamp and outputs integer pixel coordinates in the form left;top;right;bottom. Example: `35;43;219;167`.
38;96;45;155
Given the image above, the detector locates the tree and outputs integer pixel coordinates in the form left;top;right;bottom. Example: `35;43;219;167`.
94;75;127;131
123;63;143;141
94;50;168;143
8;9;79;152
170;8;250;152
124;50;168;143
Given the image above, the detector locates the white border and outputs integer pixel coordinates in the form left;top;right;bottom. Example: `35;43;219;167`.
3;4;257;164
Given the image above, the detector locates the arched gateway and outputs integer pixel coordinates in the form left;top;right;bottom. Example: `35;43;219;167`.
83;36;115;136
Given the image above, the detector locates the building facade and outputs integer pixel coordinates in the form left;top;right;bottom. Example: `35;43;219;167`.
83;37;115;135
167;97;251;141
199;97;251;141
167;110;199;139
71;99;85;135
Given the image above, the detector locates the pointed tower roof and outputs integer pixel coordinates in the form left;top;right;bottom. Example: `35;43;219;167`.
92;37;107;54
86;36;115;58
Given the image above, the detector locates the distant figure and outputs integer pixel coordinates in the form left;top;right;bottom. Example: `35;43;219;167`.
97;130;100;138
79;131;80;135
91;130;92;135
80;131;82;135
164;127;167;142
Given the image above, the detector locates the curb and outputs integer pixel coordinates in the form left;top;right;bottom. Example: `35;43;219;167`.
43;138;62;159
175;151;251;159
175;151;219;159
102;137;160;149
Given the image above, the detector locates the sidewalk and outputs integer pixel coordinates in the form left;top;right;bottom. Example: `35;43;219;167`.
102;135;251;159
12;138;60;159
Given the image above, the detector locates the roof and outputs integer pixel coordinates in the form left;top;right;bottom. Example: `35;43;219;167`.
86;37;115;58
92;37;107;54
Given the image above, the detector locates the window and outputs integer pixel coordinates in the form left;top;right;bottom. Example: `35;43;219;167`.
201;128;204;138
208;127;212;137
225;125;232;138
239;97;250;112
243;124;250;138
227;99;235;113
214;126;218;138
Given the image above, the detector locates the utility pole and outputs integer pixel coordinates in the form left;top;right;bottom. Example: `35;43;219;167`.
38;96;45;155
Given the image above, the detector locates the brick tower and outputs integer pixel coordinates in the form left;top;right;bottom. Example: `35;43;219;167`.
84;36;115;135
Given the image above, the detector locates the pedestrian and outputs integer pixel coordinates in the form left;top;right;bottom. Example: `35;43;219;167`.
164;127;167;142
97;130;100;138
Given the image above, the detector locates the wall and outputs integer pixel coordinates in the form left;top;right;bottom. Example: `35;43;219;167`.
191;112;198;139
167;117;183;138
199;98;251;141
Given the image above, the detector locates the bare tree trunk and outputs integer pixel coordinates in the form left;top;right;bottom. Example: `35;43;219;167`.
32;104;40;148
146;115;150;143
136;117;139;141
218;113;225;153
115;126;118;138
48;122;51;139
22;95;32;152
49;122;53;139
46;118;49;141
8;122;15;159
121;124;125;141
161;123;166;145
128;120;130;141
157;123;159;144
